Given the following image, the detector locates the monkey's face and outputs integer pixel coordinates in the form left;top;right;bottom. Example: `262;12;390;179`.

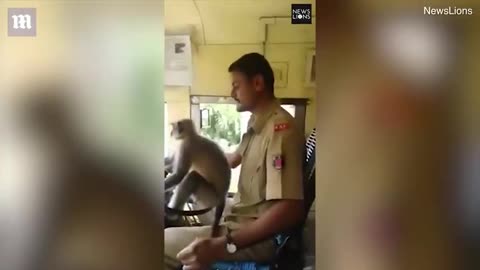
170;119;194;140
170;122;184;139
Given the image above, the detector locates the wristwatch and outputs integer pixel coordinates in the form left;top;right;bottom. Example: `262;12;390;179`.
225;228;237;254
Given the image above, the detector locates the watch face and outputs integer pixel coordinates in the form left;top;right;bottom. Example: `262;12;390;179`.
226;243;237;253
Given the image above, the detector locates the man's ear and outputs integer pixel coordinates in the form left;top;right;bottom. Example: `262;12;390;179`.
252;74;265;92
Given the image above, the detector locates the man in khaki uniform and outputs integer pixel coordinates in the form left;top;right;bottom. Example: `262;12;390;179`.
165;53;305;270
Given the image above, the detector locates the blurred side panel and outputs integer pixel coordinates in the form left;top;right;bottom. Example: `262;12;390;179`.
0;1;165;270
316;1;479;270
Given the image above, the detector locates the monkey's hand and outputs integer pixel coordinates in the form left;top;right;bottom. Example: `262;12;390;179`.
165;164;174;174
164;156;174;173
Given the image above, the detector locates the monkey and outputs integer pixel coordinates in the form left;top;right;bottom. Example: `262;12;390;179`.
164;119;231;237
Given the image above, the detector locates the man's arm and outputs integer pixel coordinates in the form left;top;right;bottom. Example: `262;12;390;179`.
196;199;304;264
226;199;304;249
225;132;251;169
223;122;306;249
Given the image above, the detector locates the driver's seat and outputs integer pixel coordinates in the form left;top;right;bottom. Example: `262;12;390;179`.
211;128;317;270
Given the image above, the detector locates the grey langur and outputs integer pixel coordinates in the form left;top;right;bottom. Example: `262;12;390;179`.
164;119;231;237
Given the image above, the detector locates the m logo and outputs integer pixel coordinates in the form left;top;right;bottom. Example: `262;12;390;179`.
8;8;36;36
12;14;32;29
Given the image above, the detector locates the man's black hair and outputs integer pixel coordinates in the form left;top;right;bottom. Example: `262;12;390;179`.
228;53;275;95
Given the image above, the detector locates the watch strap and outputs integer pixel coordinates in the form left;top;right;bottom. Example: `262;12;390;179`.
226;227;234;244
225;227;238;254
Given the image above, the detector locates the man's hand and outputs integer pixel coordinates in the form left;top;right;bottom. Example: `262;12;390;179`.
177;236;227;270
225;153;242;169
230;199;304;249
177;200;304;269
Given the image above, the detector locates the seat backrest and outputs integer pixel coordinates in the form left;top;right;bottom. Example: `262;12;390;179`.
273;129;316;267
302;128;316;217
305;128;316;164
279;128;316;234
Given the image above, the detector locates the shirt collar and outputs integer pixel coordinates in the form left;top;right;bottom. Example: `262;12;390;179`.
247;100;280;134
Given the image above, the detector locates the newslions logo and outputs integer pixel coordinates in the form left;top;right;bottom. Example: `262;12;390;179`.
291;4;312;24
8;8;36;36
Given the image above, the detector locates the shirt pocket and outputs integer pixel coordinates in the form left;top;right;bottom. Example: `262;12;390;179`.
265;131;284;199
252;137;270;176
248;137;270;202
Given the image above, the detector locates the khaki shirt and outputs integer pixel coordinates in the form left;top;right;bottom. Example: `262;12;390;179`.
225;100;304;227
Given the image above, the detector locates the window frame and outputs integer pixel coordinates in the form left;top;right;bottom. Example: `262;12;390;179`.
190;95;308;136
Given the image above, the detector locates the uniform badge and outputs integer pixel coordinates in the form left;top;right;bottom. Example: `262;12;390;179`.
274;123;289;132
272;155;283;170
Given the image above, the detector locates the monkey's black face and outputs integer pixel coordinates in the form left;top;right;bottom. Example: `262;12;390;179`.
170;122;184;139
170;119;195;140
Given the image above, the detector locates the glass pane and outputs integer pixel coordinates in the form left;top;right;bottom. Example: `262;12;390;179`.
199;103;242;193
240;111;251;134
200;109;210;128
199;103;241;152
281;104;296;117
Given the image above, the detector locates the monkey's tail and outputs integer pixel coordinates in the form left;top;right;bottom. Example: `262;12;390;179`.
211;200;226;238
